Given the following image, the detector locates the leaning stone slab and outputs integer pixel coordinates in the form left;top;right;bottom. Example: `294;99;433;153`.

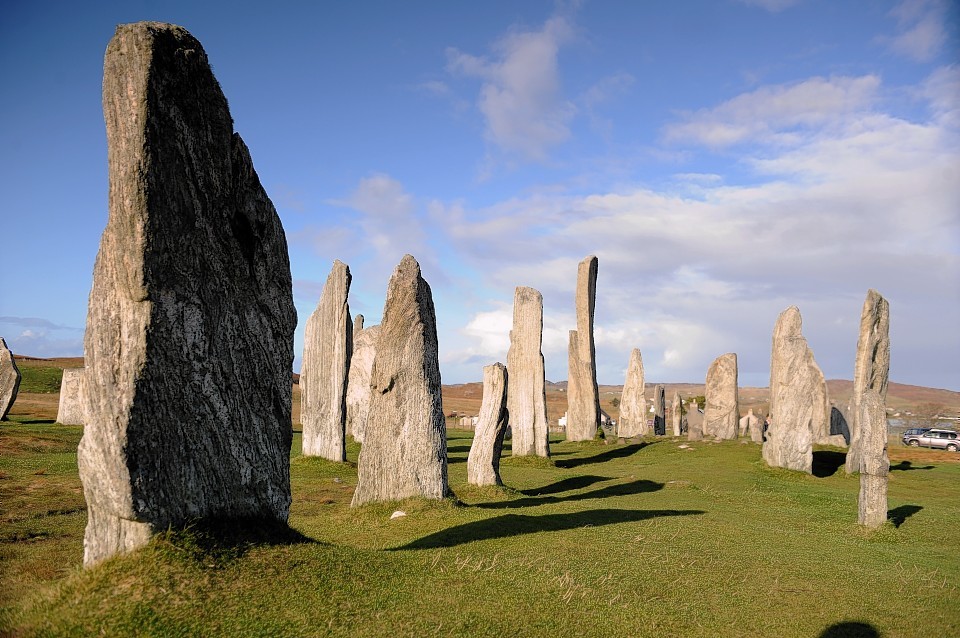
301;260;353;461
78;22;296;567
653;384;666;435
857;389;889;528
352;255;449;505
57;368;86;425
346;324;380;444
618;348;647;438
567;255;600;441
467;363;509;486
704;353;739;440
507;287;549;457
846;289;890;474
0;338;21;421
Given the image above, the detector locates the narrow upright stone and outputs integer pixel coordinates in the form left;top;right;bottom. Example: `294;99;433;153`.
346;324;380;443
653;384;666;435
0;338;21;421
57;368;86;425
846;290;891;474
739;408;760;443
687;401;704;441
352;255;449;505
764;307;826;473
353;314;364;334
671;390;684;436
704;353;739;440
618;348;647;438
857;389;889;528
301;260;353;461
567;255;600;441
467;363;509;486
507;287;549;457
78;22;296;567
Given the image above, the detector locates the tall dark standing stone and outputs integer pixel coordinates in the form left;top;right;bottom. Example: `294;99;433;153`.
301;260;352;461
352;255;449;505
0;338;21;421
507;286;549;457
567;255;600;441
78;23;296;567
846;290;890;474
653;384;666;435
704;353;739;440
467;363;509;486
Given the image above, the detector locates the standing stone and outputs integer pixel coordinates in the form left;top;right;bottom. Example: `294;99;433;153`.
618;348;647;438
704;353;739;440
345;324;380;444
764;307;827;472
687;401;705;441
0;338;21;421
738;408;761;443
301;260;353;461
506;287;549;457
857;389;889;528
750;412;765;444
652;384;666;435
353;314;364;334
352;255;449;505
78;23;296;567
467;363;509;486
567;255;600;441
846;290;891;474
57;368;86;425
671;390;684;436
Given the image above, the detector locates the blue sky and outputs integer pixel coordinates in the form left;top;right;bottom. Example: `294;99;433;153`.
1;0;958;390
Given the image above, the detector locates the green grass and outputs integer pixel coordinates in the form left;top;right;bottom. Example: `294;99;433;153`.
1;426;958;637
14;366;64;394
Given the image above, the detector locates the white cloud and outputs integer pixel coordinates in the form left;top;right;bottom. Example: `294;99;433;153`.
884;0;950;62
663;75;880;148
446;15;576;161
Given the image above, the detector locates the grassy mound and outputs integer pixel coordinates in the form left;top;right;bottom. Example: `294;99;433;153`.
1;426;957;637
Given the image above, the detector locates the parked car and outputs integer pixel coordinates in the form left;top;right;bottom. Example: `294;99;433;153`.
903;428;960;451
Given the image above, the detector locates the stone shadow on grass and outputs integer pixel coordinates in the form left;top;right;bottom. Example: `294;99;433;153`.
476;479;663;510
391;508;704;550
887;505;923;528
554;443;652;468
818;621;879;637
812;451;847;478
890;461;935;471
159;517;318;564
520;474;611;496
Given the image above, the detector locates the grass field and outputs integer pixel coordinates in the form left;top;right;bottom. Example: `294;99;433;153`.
1;407;958;637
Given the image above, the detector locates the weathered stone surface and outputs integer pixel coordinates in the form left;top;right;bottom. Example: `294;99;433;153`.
687;403;704;441
704;353;739;440
507;287;549;457
78;22;296;567
846;290;890;474
352;255;449;505
301;260;352;461
618;348;647;438
830;404;851;446
353;314;364;334
57;368;86;425
857;389;889;527
764;306;828;472
671;391;684;436
567;255;600;441
467;363;509;486
748;410;765;444
0;338;21;421
653;384;666;435
345;324;380;444
738;409;757;438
